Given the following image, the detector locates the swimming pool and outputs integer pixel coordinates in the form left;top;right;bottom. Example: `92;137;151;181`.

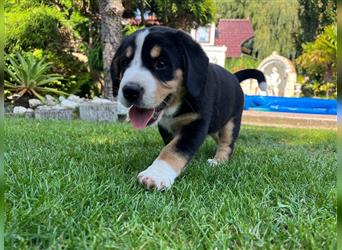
244;95;337;115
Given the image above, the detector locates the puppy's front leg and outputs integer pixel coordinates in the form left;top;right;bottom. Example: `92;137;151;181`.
138;119;208;190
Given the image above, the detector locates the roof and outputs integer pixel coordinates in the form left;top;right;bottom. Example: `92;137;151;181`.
215;19;254;57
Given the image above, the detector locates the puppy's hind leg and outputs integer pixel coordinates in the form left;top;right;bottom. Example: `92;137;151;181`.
208;115;241;165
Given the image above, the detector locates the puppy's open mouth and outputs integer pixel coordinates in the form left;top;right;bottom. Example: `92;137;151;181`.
128;95;172;129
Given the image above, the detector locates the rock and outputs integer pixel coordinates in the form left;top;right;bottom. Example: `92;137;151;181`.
79;102;117;122
13;106;27;115
25;108;34;118
68;94;84;103
59;96;66;102
116;102;128;115
29;99;42;108
45;95;57;106
36;105;51;110
61;99;79;109
91;96;112;104
51;105;65;110
35;107;75;120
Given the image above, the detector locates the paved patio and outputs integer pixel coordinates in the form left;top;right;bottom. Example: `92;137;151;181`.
242;110;336;129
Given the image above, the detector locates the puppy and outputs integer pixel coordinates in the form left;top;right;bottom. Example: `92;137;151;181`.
111;26;266;190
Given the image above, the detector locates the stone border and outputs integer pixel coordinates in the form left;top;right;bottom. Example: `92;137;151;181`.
7;95;128;122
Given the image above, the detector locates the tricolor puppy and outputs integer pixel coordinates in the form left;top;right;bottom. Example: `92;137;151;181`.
111;26;266;190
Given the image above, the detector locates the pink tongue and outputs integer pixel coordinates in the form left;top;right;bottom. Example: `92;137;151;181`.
129;106;155;129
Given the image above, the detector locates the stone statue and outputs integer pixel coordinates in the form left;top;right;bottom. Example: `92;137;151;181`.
266;66;282;96
238;52;297;97
258;52;297;97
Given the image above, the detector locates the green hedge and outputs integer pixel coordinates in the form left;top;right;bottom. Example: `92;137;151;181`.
5;6;71;52
225;56;261;73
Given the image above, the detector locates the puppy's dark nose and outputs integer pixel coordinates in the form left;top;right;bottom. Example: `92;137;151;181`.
122;83;144;103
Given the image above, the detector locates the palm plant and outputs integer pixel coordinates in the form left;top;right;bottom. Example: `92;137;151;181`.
5;53;67;103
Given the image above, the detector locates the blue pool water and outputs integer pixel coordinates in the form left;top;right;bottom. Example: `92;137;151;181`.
244;95;337;115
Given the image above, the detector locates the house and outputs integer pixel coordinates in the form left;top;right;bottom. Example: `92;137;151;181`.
215;19;254;58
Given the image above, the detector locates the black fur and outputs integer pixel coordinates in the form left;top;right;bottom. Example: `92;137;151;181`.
234;69;266;84
176;30;209;97
171;63;245;161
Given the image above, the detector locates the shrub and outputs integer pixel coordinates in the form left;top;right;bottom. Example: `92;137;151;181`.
296;24;336;81
225;56;261;73
88;42;103;72
5;6;71;53
300;80;336;98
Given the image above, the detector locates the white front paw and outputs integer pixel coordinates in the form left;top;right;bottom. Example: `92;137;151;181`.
137;160;178;190
207;158;218;166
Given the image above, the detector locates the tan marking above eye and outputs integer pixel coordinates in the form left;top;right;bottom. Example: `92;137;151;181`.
150;46;161;58
126;46;133;58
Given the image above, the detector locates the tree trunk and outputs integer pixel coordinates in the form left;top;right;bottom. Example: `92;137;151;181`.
99;0;124;100
138;3;145;25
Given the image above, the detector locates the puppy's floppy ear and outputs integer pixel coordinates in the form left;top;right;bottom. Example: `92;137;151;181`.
111;31;140;97
110;44;126;97
176;30;209;97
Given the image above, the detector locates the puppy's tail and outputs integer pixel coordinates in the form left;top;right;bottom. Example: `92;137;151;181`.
234;69;267;91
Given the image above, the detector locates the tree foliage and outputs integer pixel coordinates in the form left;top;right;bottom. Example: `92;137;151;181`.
296;0;336;53
296;24;336;81
127;0;216;30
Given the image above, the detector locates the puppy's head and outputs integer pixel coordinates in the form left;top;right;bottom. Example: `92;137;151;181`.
111;26;208;129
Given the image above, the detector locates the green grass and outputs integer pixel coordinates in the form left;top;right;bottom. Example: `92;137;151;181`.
5;118;336;249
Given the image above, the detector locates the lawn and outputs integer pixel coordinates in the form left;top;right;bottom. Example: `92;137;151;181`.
5;118;336;249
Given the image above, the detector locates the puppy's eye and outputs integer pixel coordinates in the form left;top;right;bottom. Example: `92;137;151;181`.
153;58;168;70
121;58;130;68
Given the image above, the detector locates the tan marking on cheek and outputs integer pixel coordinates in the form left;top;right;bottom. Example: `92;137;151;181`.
155;69;184;104
126;46;133;58
150;45;161;58
158;136;187;174
167;83;186;111
171;113;199;131
214;119;235;162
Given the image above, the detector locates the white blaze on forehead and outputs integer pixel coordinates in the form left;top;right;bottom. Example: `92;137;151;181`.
132;29;149;66
118;29;159;109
